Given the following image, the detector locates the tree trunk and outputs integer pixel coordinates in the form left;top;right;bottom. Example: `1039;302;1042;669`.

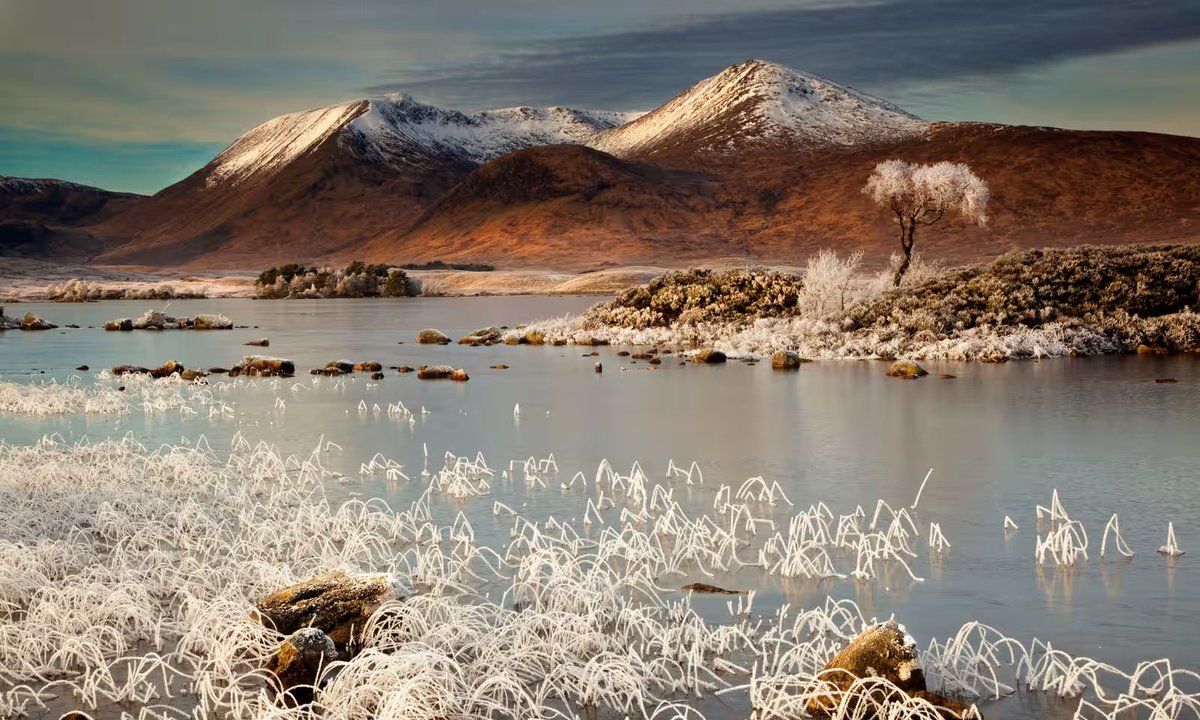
892;222;916;287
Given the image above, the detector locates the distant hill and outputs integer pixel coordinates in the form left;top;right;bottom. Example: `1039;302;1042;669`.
0;177;142;260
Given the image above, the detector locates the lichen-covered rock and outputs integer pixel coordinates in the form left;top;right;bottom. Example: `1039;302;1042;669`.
693;349;727;364
104;318;133;331
417;328;450;344
417;365;454;379
20;312;57;330
264;628;337;706
229;355;295;377
192;313;233;330
771;351;808;370
885;359;928;379
255;571;403;650
353;361;382;372
523;329;546;345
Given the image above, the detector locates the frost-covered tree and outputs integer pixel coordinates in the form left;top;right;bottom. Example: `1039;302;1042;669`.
863;160;990;286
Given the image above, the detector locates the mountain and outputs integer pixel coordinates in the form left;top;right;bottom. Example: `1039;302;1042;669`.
91;95;634;267
9;60;1200;271
0;177;143;259
591;60;928;162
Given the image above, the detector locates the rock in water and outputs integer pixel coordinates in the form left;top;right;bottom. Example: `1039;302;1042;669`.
885;359;928;379
264;628;337;706
693;349;727;364
104;318;134;331
806;621;979;720
20;312;57;330
449;368;470;381
192;313;233;330
771;350;807;370
353;361;383;372
417;328;450;344
255;571;403;650
148;360;185;378
458;326;502;344
681;582;745;595
245;338;270;347
594;362;603;373
229;356;295;377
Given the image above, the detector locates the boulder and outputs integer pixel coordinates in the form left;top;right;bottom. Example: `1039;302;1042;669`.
449;369;470;382
370;372;385;380
245;338;270;347
255;571;403;650
264;628;337;706
148;360;185;379
180;369;208;382
417;365;454;379
20;312;57;330
229;356;295;377
693;349;727;364
648;357;662;365
111;364;149;376
771;351;807;370
353;361;383;372
885;359;928;379
326;360;355;374
104;318;134;332
417;329;450;344
523;329;546;345
502;333;524;345
458;327;502;344
192;313;233;330
805;621;978;720
1136;344;1169;355
617;351;631;357
132;310;176;330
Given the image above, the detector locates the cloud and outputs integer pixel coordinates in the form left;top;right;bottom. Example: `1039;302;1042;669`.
363;0;1200;112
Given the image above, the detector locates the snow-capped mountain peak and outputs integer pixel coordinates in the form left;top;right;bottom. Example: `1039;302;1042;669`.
590;59;928;158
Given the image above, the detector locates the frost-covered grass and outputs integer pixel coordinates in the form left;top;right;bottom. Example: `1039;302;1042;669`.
1;432;1196;720
0;373;245;417
522;246;1200;361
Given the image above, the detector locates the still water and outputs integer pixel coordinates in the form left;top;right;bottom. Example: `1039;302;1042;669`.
2;297;1199;718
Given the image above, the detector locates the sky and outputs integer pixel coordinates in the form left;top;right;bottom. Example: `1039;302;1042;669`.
1;0;1199;194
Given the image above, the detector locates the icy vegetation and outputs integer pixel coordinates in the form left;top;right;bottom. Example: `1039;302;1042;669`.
0;430;1195;720
47;279;206;302
0;373;243;417
523;245;1200;361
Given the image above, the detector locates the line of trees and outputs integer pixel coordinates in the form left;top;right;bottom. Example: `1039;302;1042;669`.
254;261;413;299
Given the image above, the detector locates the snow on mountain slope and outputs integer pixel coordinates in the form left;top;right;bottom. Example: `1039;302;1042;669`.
590;59;929;159
207;94;637;186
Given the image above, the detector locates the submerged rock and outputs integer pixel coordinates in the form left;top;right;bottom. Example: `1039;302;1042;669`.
885;359;928;379
417;328;450;344
693;349;727;364
229;356;295;377
681;582;745;595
